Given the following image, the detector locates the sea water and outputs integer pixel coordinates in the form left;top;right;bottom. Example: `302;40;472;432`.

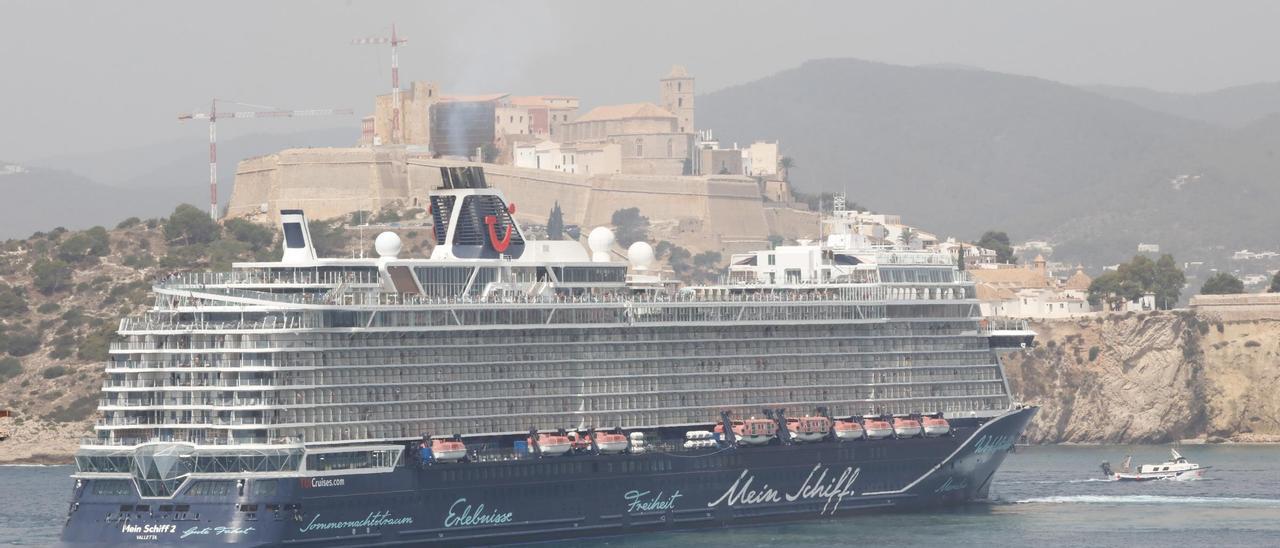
3;445;1278;546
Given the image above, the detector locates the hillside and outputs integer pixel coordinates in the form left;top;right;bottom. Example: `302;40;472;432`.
0;166;191;239
699;59;1280;265
0;206;431;463
1;128;356;240
1087;82;1280;128
1005;312;1280;444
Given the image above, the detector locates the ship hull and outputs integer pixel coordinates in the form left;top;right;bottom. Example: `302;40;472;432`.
59;406;1034;547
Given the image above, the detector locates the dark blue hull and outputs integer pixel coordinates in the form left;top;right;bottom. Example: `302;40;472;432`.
60;407;1035;546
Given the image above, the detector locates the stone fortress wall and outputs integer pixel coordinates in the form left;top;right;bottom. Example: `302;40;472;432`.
227;148;817;254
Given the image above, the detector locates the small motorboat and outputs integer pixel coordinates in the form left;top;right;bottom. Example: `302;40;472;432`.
922;416;951;437
892;417;922;438
430;438;468;462
833;420;865;441
787;415;832;443
1101;449;1208;481
864;418;894;440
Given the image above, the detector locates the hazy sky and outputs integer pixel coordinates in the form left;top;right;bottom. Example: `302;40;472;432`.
4;0;1280;164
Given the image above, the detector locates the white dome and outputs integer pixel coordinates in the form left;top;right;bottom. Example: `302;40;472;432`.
374;231;402;258
627;241;654;271
587;227;615;262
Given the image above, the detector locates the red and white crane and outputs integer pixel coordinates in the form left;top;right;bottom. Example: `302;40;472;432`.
178;99;353;220
352;24;408;145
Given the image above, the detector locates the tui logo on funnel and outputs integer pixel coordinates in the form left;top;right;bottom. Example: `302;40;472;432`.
484;202;516;253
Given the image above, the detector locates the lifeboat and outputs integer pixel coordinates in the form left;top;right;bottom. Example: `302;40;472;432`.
833;420;865;441
530;433;572;456
863;418;894;440
787;415;832;443
594;432;630;454
430;438;468;462
733;418;778;446
892;417;923;438
922;416;951;437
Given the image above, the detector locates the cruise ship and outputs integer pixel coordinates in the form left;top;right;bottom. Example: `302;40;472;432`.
61;166;1036;546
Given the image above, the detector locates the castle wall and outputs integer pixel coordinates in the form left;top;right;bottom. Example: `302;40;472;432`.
231;149;777;252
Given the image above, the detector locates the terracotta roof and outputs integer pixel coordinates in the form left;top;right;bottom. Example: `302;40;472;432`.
975;283;1017;301
969;267;1052;289
572;103;676;123
1064;268;1093;291
439;93;510;103
509;96;567;107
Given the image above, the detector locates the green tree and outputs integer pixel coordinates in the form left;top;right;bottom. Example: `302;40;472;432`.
32;259;73;294
307;219;349;257
898;227;917;248
5;329;40;357
1200;272;1244;295
224;218;274;251
1153;254;1186;308
163;204;220;246
1088;254;1185;310
56;226;110;264
1269;271;1280;293
0;357;21;382
777;156;796;181
546;202;565;240
480;142;500;163
0;284;27;315
610;208;649;247
976;231;1016;264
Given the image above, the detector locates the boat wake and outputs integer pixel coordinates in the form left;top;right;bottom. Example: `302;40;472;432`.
1013;495;1280;507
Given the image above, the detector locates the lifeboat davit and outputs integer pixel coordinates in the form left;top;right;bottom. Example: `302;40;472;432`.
863;419;894;440
430;438;468;462
733;418;778;446
530;433;572;456
922;416;951;437
833;420;865;441
787;416;832;443
892;417;923;438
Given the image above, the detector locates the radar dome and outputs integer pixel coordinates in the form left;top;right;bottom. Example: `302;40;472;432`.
627;241;654;270
375;231;402;258
587;227;615;262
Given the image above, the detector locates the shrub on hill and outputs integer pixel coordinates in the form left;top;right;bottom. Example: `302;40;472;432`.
0;357;21;381
164;204;220;246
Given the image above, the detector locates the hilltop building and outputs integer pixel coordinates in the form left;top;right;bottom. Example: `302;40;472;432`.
971;256;1093;318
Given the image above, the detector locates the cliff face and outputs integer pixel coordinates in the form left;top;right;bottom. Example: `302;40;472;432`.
1005;312;1280;444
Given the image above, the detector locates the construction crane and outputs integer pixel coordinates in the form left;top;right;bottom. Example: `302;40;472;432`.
178;99;353;220
352;24;408;144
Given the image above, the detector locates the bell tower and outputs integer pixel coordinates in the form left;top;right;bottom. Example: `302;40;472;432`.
660;65;695;133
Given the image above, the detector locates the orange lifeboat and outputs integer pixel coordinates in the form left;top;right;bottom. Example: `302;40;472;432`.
892;417;923;438
922;416;951;437
732;418;778;446
787;416;832;443
594;432;629;454
430;438;468;462
833;420;865;441
529;433;572;456
864;418;894;440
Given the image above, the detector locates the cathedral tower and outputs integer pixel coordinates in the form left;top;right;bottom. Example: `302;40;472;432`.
660;65;695;133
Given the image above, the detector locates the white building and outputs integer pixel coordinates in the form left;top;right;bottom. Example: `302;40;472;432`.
743;141;779;177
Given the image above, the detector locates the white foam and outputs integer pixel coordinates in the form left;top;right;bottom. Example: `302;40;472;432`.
1015;495;1280;507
